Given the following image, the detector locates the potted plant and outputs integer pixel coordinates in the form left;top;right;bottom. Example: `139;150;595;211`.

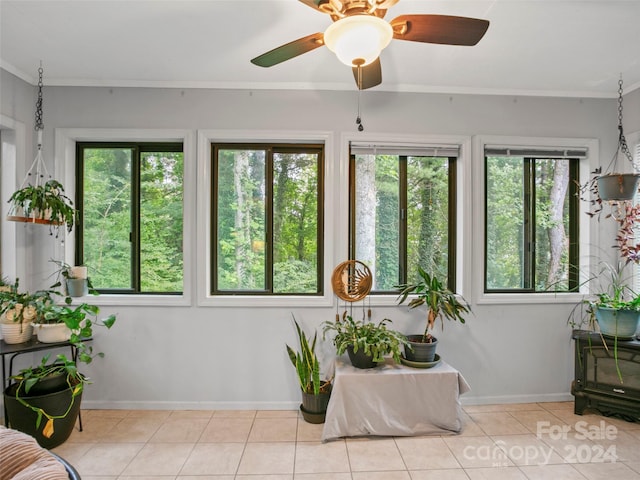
286;317;332;423
589;77;640;203
50;259;93;298
568;259;640;382
4;354;86;449
0;279;37;344
569;260;640;340
396;267;471;363
322;314;408;369
32;302;115;344
7;179;76;236
3;306;116;448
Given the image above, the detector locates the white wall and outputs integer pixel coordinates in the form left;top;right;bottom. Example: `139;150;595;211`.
625;88;640;133
1;68;624;408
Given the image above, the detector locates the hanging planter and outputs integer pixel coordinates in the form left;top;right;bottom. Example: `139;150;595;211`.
6;65;76;236
596;173;640;202
579;77;639;213
7;180;76;233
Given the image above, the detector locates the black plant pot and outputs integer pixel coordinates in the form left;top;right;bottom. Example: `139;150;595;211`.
300;383;332;424
404;335;438;363
301;384;332;413
4;382;82;449
347;345;377;369
300;404;326;424
22;371;72;397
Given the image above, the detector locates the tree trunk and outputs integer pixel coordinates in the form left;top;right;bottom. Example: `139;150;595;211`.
355;155;377;280
234;151;251;288
273;156;291;263
546;160;569;287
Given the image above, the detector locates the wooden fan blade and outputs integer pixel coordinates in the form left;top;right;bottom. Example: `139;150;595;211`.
390;14;489;46
352;58;382;90
298;0;328;12
251;33;325;67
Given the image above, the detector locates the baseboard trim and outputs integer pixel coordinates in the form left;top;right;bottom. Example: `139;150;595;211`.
460;392;574;405
81;394;573;411
82;400;301;410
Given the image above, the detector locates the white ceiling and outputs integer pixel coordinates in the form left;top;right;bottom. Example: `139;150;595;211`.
1;0;640;98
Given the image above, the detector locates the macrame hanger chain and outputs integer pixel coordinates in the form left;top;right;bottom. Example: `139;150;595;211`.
20;63;51;189
616;76;633;165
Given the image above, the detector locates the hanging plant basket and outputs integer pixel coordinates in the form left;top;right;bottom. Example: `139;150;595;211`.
596;173;640;202
6;65;76;235
7;180;76;234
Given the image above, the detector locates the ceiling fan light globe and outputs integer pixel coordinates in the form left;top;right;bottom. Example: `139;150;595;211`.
324;15;392;67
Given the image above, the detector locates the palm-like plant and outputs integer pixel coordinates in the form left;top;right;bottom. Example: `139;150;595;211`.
396;266;471;343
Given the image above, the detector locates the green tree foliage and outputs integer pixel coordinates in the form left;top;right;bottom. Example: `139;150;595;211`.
354;154;450;291
407;157;449;282
81;146;183;292
486;156;524;289
486;156;571;291
140;152;184;292
215;147;320;294
373;155;399;290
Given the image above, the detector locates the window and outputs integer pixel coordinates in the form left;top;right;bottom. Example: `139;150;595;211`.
211;143;323;295
76;142;184;294
484;147;582;293
349;143;458;292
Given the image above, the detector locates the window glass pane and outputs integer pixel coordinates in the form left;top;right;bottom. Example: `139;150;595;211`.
140;150;184;292
216;149;266;291
486;155;575;292
486;156;525;290
82;148;132;289
354;154;399;291
273;151;319;293
534;158;571;291
407;156;449;283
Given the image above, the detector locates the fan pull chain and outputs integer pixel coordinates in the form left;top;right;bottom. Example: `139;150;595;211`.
356;65;364;131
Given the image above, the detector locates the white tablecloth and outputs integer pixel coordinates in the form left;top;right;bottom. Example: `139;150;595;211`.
322;355;471;442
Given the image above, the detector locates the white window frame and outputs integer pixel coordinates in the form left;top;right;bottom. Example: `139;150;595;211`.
55;128;195;306
473;135;598;305
197;130;335;307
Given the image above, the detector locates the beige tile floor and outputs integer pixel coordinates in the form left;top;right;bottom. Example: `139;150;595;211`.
47;402;640;480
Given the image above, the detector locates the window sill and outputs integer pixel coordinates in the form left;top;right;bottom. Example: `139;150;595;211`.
476;291;586;305
64;294;191;307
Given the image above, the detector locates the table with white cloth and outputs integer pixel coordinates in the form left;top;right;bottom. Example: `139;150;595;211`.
321;355;471;442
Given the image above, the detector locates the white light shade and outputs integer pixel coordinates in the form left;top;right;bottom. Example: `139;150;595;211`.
324;15;393;67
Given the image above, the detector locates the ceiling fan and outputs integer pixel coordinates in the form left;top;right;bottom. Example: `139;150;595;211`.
250;0;490;90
